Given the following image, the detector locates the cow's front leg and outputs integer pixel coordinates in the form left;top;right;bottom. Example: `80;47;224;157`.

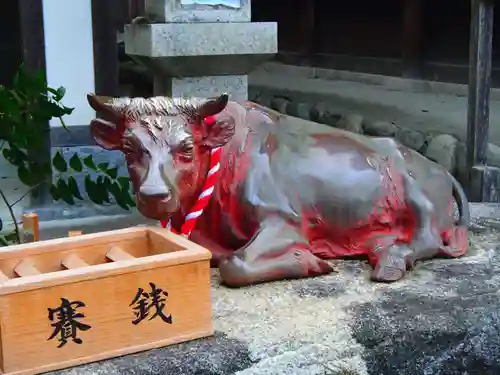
218;217;334;287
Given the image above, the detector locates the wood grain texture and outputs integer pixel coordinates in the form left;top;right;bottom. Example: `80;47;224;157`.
0;227;213;375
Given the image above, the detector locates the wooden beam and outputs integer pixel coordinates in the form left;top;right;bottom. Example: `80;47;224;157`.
401;0;423;78
302;0;317;63
18;0;52;205
466;0;498;201
91;0;120;97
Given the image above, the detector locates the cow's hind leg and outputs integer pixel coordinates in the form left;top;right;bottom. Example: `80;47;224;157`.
218;217;334;287
439;200;468;258
370;171;444;282
402;172;444;259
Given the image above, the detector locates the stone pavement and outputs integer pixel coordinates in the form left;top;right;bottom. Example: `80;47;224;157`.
50;203;500;375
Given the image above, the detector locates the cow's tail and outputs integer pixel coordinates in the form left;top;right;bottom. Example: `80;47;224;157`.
447;170;470;227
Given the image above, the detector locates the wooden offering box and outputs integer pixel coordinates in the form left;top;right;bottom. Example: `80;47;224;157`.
0;227;213;375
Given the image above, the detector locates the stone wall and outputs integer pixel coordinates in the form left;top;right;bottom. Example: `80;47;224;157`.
250;92;500;187
32;146;131;221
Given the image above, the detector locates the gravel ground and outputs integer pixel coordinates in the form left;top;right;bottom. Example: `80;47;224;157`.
51;203;500;375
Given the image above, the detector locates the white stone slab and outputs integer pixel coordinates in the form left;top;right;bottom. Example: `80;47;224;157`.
154;75;248;101
124;22;277;58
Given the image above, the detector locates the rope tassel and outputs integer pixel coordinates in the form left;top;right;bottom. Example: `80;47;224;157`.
160;115;222;237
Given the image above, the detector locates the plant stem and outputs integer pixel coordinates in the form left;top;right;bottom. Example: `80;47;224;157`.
10;180;46;207
0;188;20;244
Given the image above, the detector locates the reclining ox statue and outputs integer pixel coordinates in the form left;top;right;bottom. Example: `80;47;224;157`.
87;93;469;287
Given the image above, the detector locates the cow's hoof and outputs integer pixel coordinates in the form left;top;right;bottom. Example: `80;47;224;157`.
296;249;335;276
218;255;253;288
440;226;468;258
371;246;410;282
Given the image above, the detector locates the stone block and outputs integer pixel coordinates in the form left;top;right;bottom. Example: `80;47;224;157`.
425;134;458;172
336;114;363;134
396;128;425;152
309;102;341;126
250;91;272;108
363;120;398;137
145;0;251;23
287;102;311;120
125;22;277;77
154;75;248;101
125;22;277;58
270;97;290;114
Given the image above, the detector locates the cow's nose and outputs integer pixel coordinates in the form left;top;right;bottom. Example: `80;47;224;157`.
138;184;171;199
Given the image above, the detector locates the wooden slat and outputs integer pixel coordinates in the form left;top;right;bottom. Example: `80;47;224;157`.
61;254;90;269
0;270;11;282
14;260;41;277
106;246;136;262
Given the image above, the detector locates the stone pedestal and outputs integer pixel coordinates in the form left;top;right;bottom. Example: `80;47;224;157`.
124;0;277;100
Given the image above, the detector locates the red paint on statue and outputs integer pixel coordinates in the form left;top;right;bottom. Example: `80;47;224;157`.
88;93;469;287
161;115;220;235
170;118;419;268
300;159;417;266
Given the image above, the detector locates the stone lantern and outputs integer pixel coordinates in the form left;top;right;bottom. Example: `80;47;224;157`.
124;0;278;101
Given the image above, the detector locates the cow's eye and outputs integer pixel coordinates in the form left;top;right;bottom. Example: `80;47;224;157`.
178;139;193;153
122;139;143;161
176;140;194;162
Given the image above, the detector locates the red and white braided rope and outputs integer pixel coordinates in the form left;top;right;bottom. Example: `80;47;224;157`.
160;116;222;237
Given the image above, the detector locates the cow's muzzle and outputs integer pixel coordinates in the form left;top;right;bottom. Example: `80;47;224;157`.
135;192;178;221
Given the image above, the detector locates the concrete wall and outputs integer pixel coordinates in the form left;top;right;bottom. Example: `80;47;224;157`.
42;0;96;128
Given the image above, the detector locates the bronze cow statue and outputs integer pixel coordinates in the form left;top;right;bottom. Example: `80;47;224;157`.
87;93;469;287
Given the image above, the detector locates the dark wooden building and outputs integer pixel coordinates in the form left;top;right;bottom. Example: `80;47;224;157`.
252;0;500;86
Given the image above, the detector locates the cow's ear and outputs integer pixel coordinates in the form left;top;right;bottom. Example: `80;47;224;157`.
195;93;233;148
201;117;235;149
197;93;229;119
91;119;122;150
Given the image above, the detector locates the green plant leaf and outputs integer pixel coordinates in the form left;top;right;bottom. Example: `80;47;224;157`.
67;176;84;200
118;177;130;190
0;236;9;247
50;183;61;201
83;155;97;170
69;153;83;172
52;151;67;172
56;179;75;205
4;231;19;245
2;147;27;167
109;181;130;211
124;188;136;207
97;162;109;172
17;164;37;186
56;86;66;99
106;167;118;179
96;176;111;203
85;175;103;205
